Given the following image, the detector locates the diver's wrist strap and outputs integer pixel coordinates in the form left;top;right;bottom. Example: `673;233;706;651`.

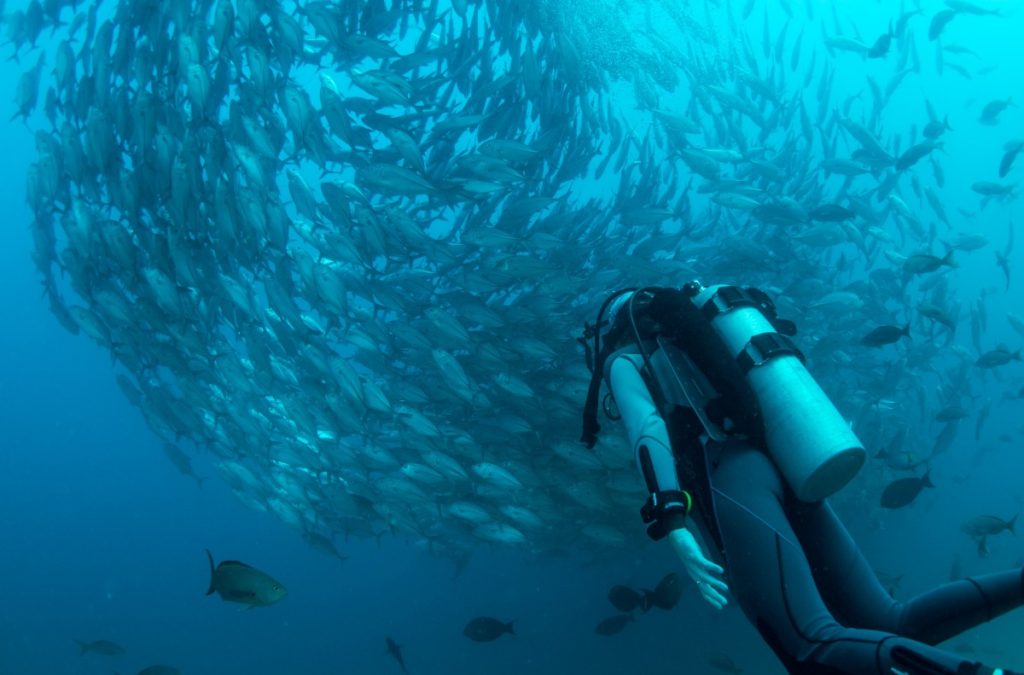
641;490;692;541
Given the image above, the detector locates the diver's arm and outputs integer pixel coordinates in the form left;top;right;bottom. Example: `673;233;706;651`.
607;354;690;536
608;353;730;610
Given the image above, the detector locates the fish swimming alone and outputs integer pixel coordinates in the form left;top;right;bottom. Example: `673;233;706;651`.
903;250;956;275
961;514;1017;539
385;636;408;674
861;323;911;347
205;549;287;607
463;616;515;642
880;472;934;509
975;348;1022;368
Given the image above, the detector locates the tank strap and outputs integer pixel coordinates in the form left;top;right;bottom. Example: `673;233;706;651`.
736;332;805;375
700;285;759;322
700;285;799;337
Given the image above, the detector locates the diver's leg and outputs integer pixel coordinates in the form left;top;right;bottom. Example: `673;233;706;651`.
711;444;1014;675
790;498;1024;645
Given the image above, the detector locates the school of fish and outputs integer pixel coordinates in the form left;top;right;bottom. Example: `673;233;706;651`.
8;0;1022;569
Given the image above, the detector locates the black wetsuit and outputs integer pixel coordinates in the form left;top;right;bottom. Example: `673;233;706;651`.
709;438;1023;675
590;286;1024;675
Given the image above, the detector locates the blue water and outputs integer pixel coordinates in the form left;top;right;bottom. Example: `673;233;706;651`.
2;1;1024;674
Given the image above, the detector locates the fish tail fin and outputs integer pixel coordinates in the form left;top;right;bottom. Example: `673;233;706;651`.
505;620;515;636
74;640;88;655
942;249;957;268
902;322;911;339
922;469;934;488
1009;514;1018;534
205;549;217;596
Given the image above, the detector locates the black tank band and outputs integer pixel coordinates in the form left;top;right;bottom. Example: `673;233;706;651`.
700;285;761;322
736;332;805;375
698;284;798;337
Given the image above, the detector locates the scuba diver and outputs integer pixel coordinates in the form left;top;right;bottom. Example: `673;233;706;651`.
579;282;1024;675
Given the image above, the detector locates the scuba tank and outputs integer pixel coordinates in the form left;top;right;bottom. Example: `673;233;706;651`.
689;283;866;502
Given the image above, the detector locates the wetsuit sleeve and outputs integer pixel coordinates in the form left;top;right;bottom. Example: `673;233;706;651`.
608;353;690;538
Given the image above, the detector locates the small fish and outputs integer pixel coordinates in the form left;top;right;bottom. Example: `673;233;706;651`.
1007;313;1024;338
961;514;1017;538
977;536;990;558
1000;140;1024;178
302;531;349;562
929;10;958;41
903;250;956;274
880;472;934;509
76;639;126;656
997;251;1012;289
861;323;910;347
867;28;893;59
976;348;1022;368
972;181;1015;198
896;140;942;171
385;637;408;674
878;449;929;472
594;614;633;636
607;585;646;613
979;99;1012;126
943;232;989;252
918;303;958;332
463;617;515;642
205;549;287;607
808;204;856;221
945;0;1001;15
923;115;952;139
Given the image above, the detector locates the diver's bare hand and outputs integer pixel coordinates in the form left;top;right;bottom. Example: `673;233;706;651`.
668;527;729;609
